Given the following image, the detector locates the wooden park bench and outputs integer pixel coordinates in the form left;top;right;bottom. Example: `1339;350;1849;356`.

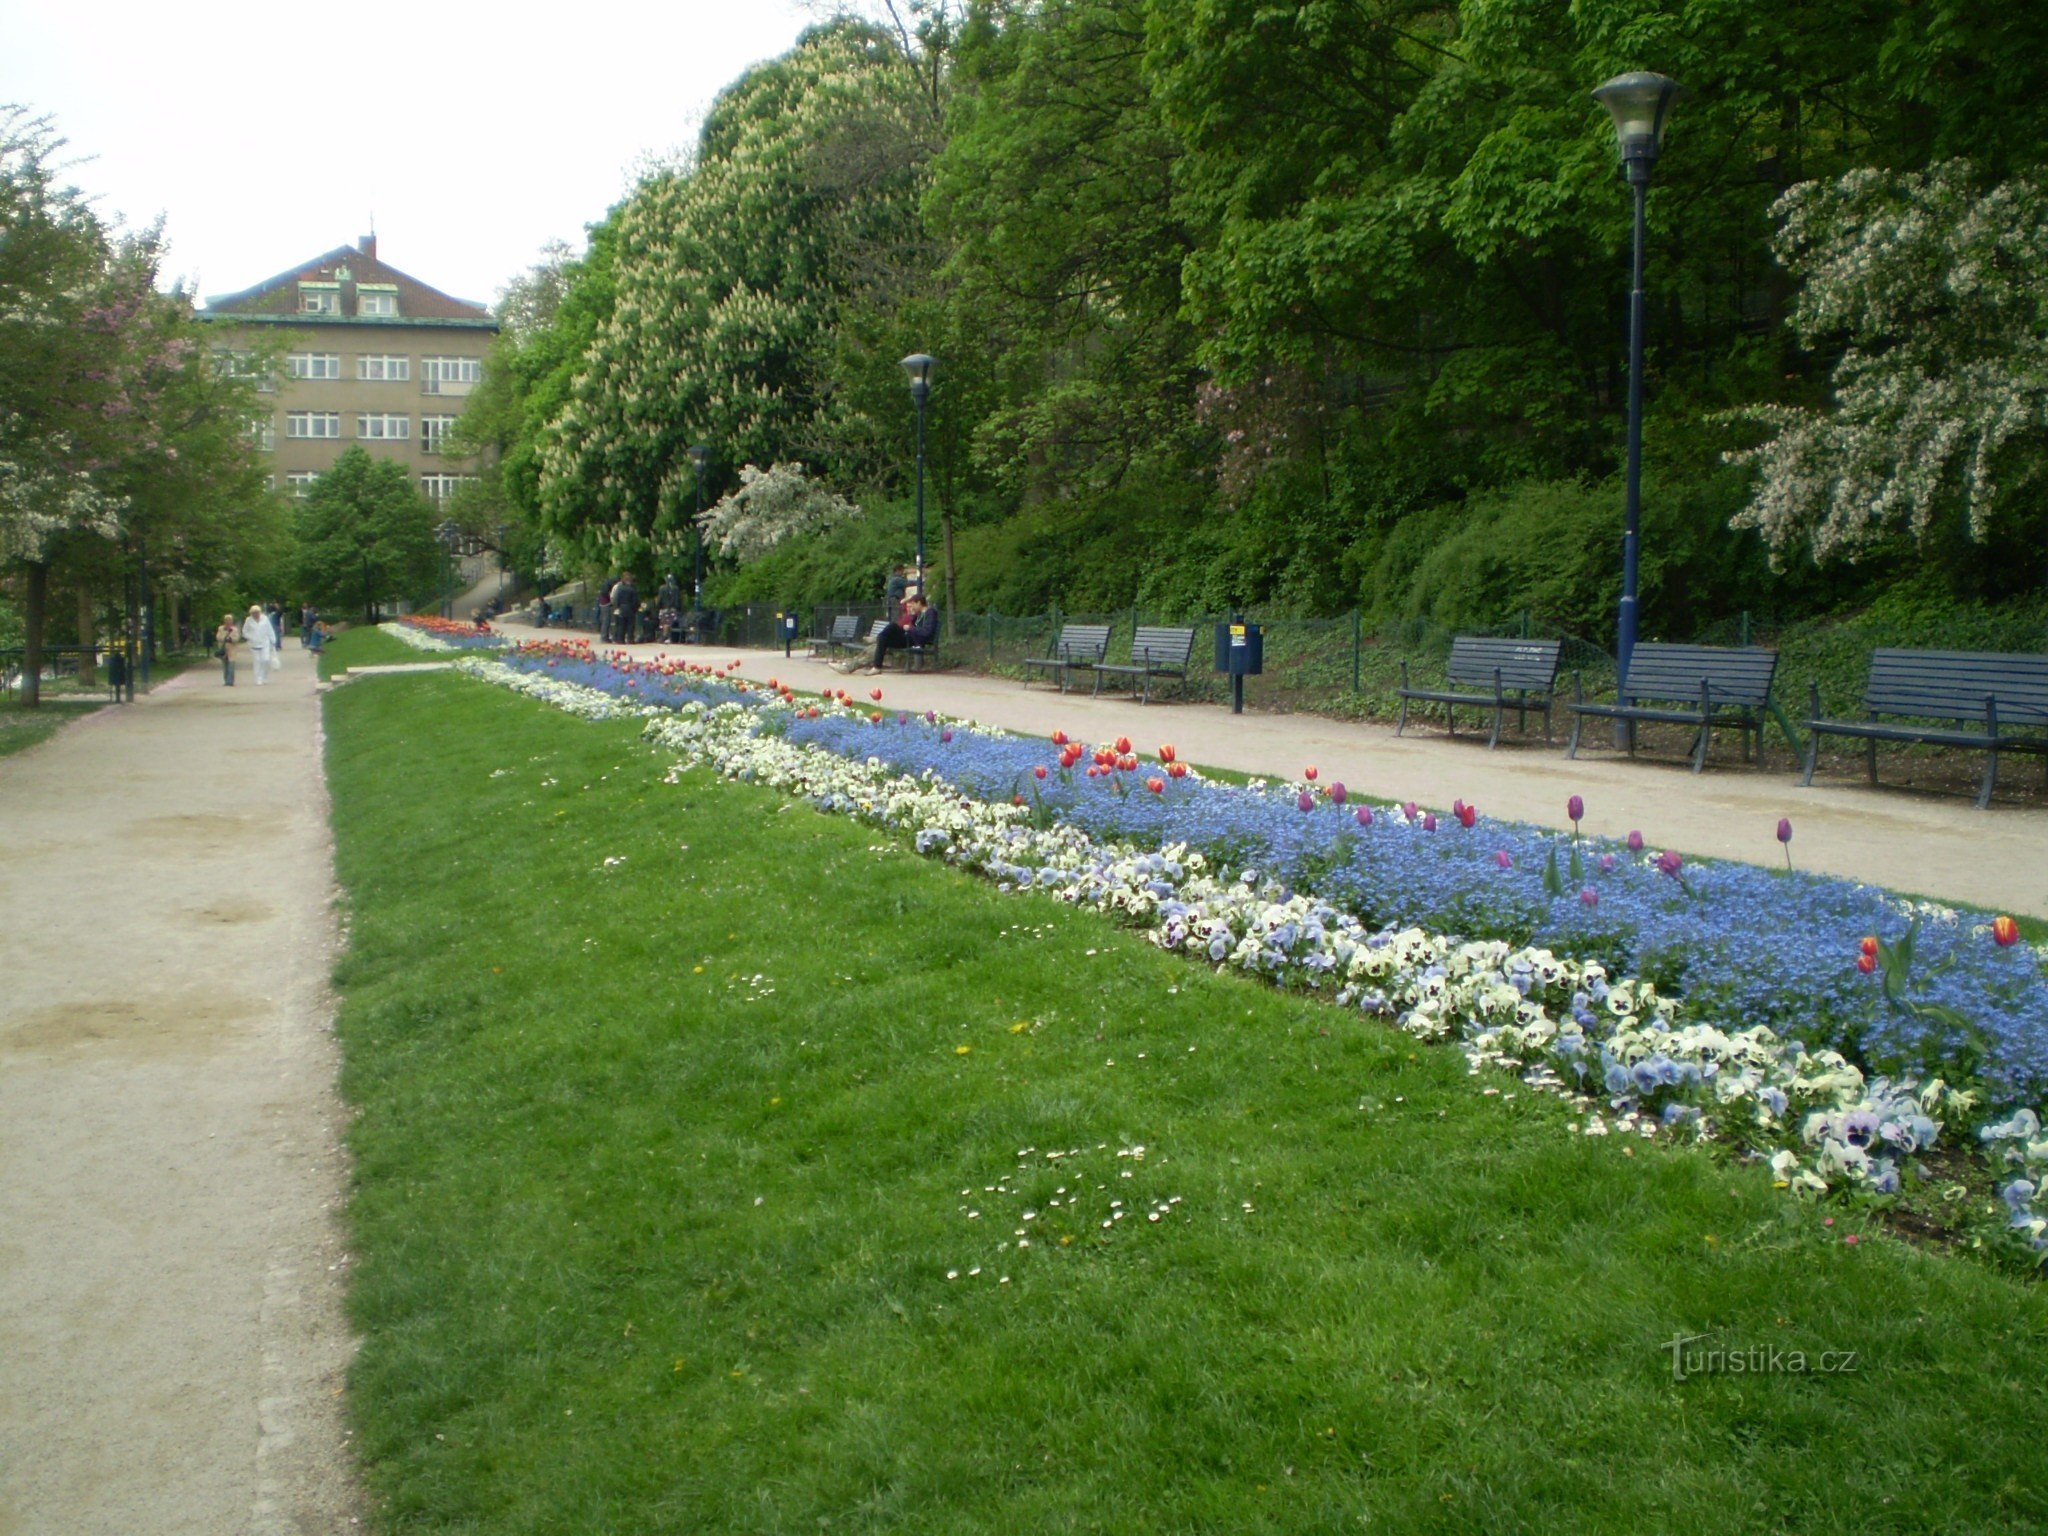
1020;623;1112;693
810;614;863;659
1801;649;2048;810
1396;636;1563;749
1567;643;1780;773
1093;625;1197;704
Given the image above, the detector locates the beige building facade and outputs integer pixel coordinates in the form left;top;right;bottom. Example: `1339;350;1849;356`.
201;236;497;502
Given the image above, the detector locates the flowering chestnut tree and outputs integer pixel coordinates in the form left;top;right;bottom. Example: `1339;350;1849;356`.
697;461;861;561
1729;161;2048;566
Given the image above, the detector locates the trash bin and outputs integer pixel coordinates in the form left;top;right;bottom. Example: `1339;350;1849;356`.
1212;618;1262;713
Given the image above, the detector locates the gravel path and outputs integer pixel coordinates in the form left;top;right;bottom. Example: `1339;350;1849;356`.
494;622;2048;919
0;654;362;1534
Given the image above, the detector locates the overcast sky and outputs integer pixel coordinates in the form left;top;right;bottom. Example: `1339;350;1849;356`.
0;0;820;308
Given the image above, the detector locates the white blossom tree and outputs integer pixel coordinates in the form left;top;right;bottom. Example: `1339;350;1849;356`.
698;461;861;560
1729;161;2048;568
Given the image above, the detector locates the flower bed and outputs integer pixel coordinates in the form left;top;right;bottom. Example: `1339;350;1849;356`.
384;616;503;653
464;648;2048;1264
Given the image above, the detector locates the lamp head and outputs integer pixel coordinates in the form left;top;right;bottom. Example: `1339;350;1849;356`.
688;443;709;469
1593;72;1681;175
901;352;936;404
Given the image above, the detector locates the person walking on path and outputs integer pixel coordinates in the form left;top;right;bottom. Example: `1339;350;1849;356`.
242;604;279;685
214;613;238;686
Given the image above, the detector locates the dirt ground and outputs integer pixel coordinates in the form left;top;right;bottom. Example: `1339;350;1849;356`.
495;620;2048;920
0;651;362;1534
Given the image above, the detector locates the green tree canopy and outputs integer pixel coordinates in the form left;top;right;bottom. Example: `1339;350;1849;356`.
292;447;443;623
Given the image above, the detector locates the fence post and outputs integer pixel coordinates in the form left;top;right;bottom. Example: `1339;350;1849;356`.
1740;609;1751;647
1351;609;1362;692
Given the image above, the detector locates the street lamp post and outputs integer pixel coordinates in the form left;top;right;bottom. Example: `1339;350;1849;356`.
1592;71;1680;693
688;443;710;641
435;518;459;619
900;353;935;587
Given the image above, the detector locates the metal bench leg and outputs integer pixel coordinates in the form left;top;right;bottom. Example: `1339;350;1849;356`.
1396;695;1409;736
1487;698;1503;751
1800;730;1819;787
1978;748;1999;810
1690;723;1710;774
1566;713;1583;759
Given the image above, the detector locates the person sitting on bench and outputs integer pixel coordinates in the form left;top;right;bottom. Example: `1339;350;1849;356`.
866;593;938;672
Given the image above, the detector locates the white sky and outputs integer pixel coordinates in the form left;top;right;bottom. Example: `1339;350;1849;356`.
0;0;819;308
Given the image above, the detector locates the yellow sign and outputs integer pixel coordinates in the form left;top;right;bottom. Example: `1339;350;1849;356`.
1229;624;1246;638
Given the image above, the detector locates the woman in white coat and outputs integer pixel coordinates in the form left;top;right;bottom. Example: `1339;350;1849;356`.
241;603;279;685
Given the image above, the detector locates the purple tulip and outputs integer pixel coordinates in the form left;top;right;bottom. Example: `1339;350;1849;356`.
898;712;910;726
1777;817;1793;843
939;728;953;743
1656;849;1683;879
1567;794;1584;825
1626;830;1645;853
1355;806;1374;828
925;710;937;724
1329;782;1347;805
1421;812;1437;832
1494;849;1513;869
1599;853;1617;873
1297;791;1315;813
1580;886;1599;908
1403;801;1419;821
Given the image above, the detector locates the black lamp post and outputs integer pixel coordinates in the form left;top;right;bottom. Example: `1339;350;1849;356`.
435;517;459;619
900;353;935;585
1592;71;1680;692
688;443;710;634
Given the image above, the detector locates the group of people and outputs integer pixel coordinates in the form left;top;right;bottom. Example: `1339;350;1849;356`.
594;572;694;644
215;601;325;686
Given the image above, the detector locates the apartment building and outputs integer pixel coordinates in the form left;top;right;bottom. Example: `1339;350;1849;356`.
200;235;497;502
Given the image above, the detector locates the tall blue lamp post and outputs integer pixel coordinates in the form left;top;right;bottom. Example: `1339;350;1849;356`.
900;353;935;584
1592;71;1680;690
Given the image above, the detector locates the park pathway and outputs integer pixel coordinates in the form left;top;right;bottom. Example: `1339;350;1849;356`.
0;653;361;1533
495;620;2048;920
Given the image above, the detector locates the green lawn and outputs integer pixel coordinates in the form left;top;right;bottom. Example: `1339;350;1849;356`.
324;674;2048;1535
318;624;436;679
0;695;104;760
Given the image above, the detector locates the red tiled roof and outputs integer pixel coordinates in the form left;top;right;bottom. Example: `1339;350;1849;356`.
203;240;493;323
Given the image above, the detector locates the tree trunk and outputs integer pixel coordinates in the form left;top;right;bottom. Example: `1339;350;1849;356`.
76;582;98;688
21;562;48;708
164;590;180;653
941;510;958;639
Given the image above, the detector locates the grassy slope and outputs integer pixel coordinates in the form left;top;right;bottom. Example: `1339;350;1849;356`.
0;697;103;760
324;675;2048;1536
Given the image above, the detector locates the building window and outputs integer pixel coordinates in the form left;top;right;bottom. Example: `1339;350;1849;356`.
285;411;341;439
359;289;399;317
356;413;411;440
299;283;340;314
421;356;484;393
356;354;410;381
285;472;320;498
421;414;459;454
286;352;341;380
245;417;277;452
420;473;478;501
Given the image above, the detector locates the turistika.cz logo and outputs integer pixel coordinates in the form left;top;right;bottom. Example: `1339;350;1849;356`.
1664;1334;1861;1383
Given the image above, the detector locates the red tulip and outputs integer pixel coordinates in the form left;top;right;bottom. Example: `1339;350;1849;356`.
1856;953;1877;975
1859;935;1879;958
1119;754;1139;773
1168;762;1188;779
1304;766;1318;781
1051;730;1069;746
1114;735;1132;755
1992;915;2021;947
870;688;883;701
1146;777;1165;794
869;711;883;723
1034;765;1049;780
1158;744;1176;763
1455;803;1477;829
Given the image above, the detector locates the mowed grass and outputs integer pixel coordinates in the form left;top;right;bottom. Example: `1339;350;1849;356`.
319;623;433;678
324;674;2048;1536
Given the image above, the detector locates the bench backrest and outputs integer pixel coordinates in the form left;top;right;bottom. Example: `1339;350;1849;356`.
1621;643;1778;707
830;614;861;641
1129;625;1197;667
1864;648;2048;725
865;620;890;643
1445;636;1561;691
1049;623;1112;662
